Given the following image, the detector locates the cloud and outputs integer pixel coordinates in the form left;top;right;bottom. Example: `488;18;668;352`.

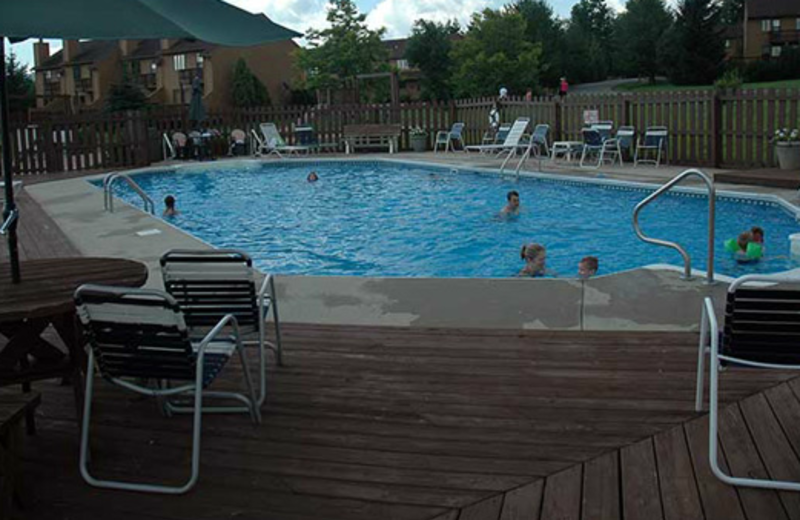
365;0;501;38
224;0;328;36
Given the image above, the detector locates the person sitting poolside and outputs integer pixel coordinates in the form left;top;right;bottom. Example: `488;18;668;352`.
163;195;179;217
501;190;520;216
307;171;319;182
578;256;598;279
518;243;547;277
725;230;763;263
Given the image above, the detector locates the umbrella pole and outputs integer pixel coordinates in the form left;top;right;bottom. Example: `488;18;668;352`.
0;36;21;283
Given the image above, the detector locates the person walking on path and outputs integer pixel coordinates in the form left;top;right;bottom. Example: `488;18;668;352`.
559;77;569;98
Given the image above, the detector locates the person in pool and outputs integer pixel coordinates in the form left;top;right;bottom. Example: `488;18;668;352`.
307;171;319;182
518;243;547;277
751;226;764;245
578;256;598;279
501;190;520;215
725;230;763;263
163;195;179;217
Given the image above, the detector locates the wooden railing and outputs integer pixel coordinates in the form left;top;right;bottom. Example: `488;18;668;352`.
9;88;800;175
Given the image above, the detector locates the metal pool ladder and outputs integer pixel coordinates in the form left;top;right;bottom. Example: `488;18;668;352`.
103;172;155;214
632;168;716;283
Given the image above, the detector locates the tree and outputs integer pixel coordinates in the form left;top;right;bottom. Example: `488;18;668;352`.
514;0;565;88
720;0;744;26
5;52;35;113
450;8;543;98
231;58;271;108
405;19;459;100
659;0;725;85
564;0;617;83
296;0;387;93
616;0;673;82
105;83;148;112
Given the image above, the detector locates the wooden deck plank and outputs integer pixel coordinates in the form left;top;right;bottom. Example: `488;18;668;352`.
539;465;582;520
740;392;800;519
621;438;663;520
653;425;703;520
499;481;544;520
717;404;789;520
765;382;800;459
456;495;504;520
581;451;620;520
0;191;79;263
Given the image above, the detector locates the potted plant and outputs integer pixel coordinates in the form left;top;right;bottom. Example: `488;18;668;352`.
774;127;800;170
409;127;427;152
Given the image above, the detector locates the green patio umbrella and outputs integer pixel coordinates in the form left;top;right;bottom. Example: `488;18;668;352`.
188;76;207;126
0;0;300;283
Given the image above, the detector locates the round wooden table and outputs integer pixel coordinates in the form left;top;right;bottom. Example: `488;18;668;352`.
0;258;148;429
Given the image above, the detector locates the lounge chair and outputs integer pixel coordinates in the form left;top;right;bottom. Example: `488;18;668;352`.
434;122;465;153
75;284;260;494
253;123;310;157
160;249;282;408
466;118;530;157
634;126;668;167
695;274;800;491
230;129;247;156
481;124;511;148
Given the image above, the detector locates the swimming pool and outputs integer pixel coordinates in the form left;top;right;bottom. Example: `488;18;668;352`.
105;160;800;278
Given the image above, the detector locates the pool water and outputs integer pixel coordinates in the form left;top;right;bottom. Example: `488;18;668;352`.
106;161;800;278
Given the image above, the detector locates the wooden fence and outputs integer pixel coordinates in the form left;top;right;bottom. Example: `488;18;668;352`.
8;88;800;175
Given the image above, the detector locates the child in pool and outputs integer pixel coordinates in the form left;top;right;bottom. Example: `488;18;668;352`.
163;195;179;217
578;256;598;279
307;171;319;182
518;243;547;277
725;230;763;263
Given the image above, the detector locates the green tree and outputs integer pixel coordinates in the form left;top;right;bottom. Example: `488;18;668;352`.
616;0;673;82
105;83;148;112
514;0;565;88
231;58;271;108
720;0;744;26
450;8;543;98
659;0;725;85
564;0;617;83
405;19;459;100
296;0;387;92
5;52;35;113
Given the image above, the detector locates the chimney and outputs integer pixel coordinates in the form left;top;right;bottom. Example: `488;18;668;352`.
33;40;50;67
63;39;80;63
119;39;139;57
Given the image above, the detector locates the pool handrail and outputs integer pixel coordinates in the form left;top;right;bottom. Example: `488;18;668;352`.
162;133;176;161
103;172;155;215
632;168;715;284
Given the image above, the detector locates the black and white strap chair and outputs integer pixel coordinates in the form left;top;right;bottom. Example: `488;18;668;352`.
696;274;800;491
160;249;282;408
75;284;260;495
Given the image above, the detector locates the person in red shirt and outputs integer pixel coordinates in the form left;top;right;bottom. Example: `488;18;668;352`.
559;77;569;98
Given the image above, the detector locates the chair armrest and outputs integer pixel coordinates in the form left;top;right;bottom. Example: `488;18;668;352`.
702;297;718;340
197;314;242;355
258;273;277;320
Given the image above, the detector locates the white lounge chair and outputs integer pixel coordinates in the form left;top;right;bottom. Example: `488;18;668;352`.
253;123;310;158
466;118;530;158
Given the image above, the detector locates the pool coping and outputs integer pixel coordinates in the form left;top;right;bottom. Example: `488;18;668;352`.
26;156;800;331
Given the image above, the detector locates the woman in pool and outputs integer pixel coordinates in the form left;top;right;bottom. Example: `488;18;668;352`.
725;230;763;263
518;243;547;277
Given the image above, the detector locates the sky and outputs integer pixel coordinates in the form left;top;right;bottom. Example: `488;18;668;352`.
8;0;654;69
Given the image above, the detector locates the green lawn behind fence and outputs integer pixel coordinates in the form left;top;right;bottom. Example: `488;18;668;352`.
614;78;800;92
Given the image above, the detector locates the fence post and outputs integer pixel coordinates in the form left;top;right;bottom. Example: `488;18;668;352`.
710;90;722;168
622;96;630;127
553;97;562;142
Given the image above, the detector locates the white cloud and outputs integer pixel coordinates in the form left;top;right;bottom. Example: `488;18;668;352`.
365;0;501;38
224;0;328;36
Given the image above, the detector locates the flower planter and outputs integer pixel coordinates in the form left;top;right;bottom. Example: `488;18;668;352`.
410;136;427;152
776;142;800;170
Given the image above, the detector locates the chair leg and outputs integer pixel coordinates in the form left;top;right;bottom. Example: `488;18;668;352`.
580;146;587;167
695;305;708;412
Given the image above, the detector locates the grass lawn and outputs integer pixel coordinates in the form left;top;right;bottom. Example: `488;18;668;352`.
614;78;800;92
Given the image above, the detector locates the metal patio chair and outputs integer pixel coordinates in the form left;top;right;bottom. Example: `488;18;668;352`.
634;126;668;167
695;273;800;491
434;122;466;153
75;284;260;494
160;249;282;409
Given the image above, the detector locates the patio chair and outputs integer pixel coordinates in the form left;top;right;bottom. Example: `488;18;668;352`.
253;123;310;157
530;123;551;157
579;128;612;168
160;249;282;408
613;126;636;164
294;125;339;153
592;121;614;142
466;118;530;157
634;126;668;167
172;132;188;160
75;284;260;494
695;274;800;492
434;122;465;153
230;129;247;156
481;123;511;149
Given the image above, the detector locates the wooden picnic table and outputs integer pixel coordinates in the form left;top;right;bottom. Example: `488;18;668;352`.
0;258;148;429
0;390;40;520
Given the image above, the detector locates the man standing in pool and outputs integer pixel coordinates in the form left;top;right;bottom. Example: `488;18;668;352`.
501;191;521;216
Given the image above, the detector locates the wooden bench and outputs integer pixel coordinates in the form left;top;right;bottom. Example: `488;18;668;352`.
343;124;401;154
0;391;40;520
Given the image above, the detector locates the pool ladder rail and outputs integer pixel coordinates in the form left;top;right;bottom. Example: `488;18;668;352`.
632;168;716;284
103;172;155;215
162;133;176;161
499;141;544;178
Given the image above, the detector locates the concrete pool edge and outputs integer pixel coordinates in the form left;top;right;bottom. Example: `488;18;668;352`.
26;157;800;331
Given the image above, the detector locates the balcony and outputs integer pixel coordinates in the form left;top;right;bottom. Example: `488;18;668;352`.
769;30;800;44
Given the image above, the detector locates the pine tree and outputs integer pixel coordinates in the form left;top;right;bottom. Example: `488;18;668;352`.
405;19;459;100
231;59;271;108
659;0;726;85
616;0;673;82
5;52;35;113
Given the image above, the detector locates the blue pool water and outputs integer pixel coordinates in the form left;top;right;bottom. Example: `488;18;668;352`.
104;161;800;278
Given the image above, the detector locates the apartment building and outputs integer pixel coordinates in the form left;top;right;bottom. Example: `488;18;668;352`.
742;0;800;60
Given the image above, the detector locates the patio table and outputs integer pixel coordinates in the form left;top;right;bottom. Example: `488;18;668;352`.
0;258;148;429
550;141;584;163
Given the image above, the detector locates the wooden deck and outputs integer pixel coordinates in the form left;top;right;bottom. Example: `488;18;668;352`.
0;191;80;262
14;325;800;520
714;168;800;189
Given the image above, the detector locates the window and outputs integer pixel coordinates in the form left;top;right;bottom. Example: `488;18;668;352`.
73;65;81;82
196;53;204;68
772;45;782;58
796;18;800;30
762;20;770;32
396;59;409;70
772;19;781;32
725;39;731;49
173;54;186;71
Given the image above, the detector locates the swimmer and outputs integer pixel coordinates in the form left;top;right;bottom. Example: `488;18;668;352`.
751;226;764;244
725;230;763;263
578;256;598;279
163;195;179;217
501;190;520;215
518;243;547;277
307;171;319;182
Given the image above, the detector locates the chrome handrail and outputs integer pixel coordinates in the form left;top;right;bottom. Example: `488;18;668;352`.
0;209;18;235
512;141;543;179
162;133;176;160
104;172;155;214
633;168;715;283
